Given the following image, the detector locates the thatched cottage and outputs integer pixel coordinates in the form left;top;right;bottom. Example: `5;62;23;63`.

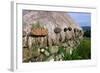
22;10;83;62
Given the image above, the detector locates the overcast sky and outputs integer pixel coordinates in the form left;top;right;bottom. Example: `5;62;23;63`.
68;12;91;27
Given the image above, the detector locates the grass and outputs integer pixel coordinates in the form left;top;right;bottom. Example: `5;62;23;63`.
74;38;91;59
58;37;91;60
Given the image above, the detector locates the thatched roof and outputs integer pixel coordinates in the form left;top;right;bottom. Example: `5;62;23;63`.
23;10;83;47
23;10;80;28
23;10;82;31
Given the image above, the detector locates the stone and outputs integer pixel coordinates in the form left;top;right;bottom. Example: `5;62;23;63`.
47;36;52;47
44;50;50;56
68;27;72;31
46;55;54;61
49;46;59;54
65;31;73;41
32;37;37;46
58;54;62;59
32;48;40;57
59;32;66;43
23;36;28;48
55;34;61;45
54;27;61;33
45;47;48;50
43;36;48;47
62;43;68;48
64;28;68;32
40;48;45;53
50;59;54;61
23;48;32;62
65;47;73;55
55;55;60;61
67;40;74;47
60;59;63;61
23;31;26;37
38;54;45;61
28;37;33;49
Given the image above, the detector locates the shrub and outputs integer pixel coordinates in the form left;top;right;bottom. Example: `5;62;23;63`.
83;30;91;37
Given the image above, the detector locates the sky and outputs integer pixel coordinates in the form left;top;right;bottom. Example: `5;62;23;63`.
68;12;91;27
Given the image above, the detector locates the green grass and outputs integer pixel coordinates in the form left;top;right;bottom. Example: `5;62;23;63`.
58;37;91;60
74;38;91;59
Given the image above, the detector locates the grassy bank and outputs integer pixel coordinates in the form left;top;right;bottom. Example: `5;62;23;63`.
71;38;91;60
59;37;91;60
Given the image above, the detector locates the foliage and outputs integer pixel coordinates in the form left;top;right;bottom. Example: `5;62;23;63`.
83;30;91;37
75;38;91;59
